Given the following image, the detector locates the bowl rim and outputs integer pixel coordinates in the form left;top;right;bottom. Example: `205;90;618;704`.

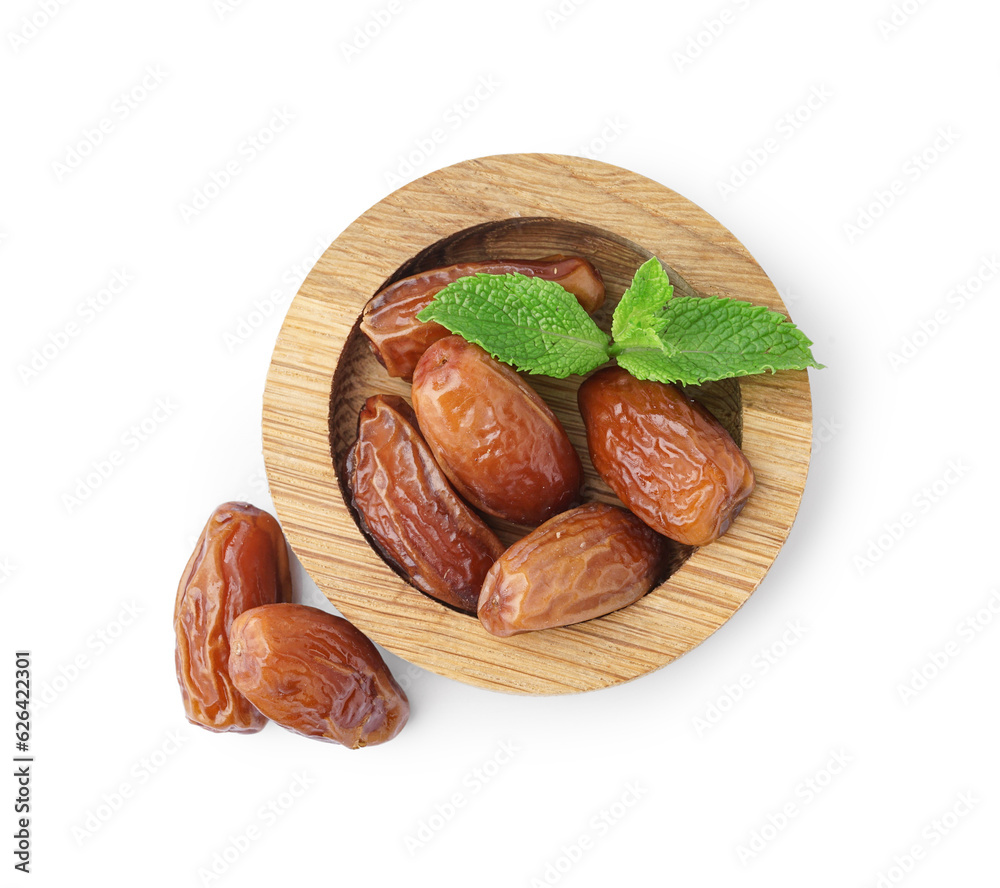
262;153;813;695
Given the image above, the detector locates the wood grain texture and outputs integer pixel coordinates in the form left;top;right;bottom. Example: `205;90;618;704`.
262;153;813;695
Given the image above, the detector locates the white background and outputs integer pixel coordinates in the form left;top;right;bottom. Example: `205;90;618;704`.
2;0;998;885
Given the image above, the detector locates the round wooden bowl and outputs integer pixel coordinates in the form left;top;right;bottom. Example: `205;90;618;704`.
262;153;812;695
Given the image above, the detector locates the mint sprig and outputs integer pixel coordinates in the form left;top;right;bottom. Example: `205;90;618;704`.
611;255;674;344
417;258;823;385
416;272;609;378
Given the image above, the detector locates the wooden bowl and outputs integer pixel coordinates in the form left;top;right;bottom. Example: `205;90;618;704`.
262;153;812;695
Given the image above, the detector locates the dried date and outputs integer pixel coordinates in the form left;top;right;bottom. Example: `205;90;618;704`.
174;502;292;733
361;256;605;380
578;367;755;547
478;503;674;636
228;603;409;748
411;335;583;526
346;394;505;613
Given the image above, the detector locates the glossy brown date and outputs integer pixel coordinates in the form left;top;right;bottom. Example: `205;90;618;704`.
228;603;409;748
360;256;605;380
478;503;673;636
578;367;755;547
174;502;292;733
346;394;505;613
411;335;583;526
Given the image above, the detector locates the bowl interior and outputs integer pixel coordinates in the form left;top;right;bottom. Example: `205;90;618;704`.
329;216;743;565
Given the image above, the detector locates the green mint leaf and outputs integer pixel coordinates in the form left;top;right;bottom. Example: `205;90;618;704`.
416;272;610;378
615;294;824;385
611;257;673;343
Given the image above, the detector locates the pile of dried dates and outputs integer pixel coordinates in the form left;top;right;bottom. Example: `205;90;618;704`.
173;254;755;749
352;255;755;634
174;502;408;748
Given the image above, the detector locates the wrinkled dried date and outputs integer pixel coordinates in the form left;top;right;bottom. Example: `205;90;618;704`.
360;256;605;380
411;335;583;526
578;367;755;547
347;394;505;613
174;502;291;733
478;503;674;636
228;603;409;748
